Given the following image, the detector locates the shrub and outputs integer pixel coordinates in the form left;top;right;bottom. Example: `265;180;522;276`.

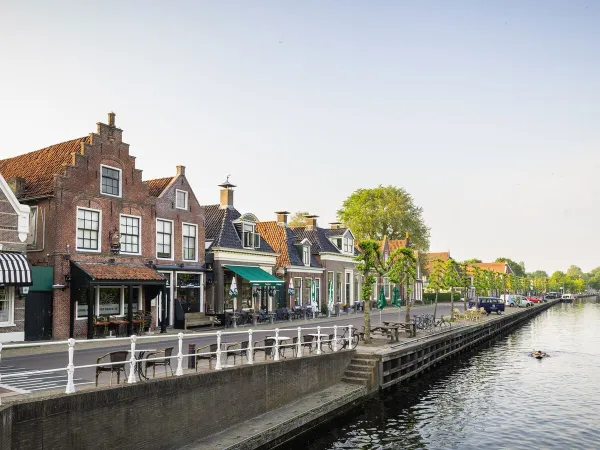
423;292;461;304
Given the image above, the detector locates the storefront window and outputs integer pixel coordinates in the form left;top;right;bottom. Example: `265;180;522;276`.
336;273;342;303
77;288;91;319
294;278;302;306
99;287;121;316
240;279;252;309
0;286;13;325
384;277;390;298
314;278;320;307
304;278;312;305
354;274;360;303
345;273;351;304
124;287;142;314
176;273;202;313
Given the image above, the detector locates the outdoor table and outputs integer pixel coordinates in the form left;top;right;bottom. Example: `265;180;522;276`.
266;336;290;358
128;349;157;381
267;312;276;324
307;333;326;351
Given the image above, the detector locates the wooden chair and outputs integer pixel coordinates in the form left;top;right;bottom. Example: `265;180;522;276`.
281;337;298;357
196;344;218;371
95;351;128;386
146;347;174;378
301;335;315;355
132;313;145;334
254;338;276;360
93;316;110;338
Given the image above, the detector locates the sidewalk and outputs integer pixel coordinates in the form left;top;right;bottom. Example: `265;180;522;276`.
0;304;449;358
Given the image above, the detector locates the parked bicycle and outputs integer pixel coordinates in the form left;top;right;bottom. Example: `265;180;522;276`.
329;327;360;351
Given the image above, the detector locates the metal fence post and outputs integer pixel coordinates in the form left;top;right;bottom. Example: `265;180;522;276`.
296;327;302;358
247;329;254;364
65;338;76;394
316;326;322;355
274;328;280;361
333;325;338;352
176;332;184;376
215;331;223;370
127;335;138;384
348;324;353;348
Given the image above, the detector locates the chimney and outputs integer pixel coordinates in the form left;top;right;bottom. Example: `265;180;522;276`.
329;222;343;229
305;214;319;230
108;112;116;127
176;165;186;176
218;178;236;209
275;211;290;226
6;177;25;198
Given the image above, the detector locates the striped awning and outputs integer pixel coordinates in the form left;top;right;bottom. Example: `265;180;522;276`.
0;253;33;286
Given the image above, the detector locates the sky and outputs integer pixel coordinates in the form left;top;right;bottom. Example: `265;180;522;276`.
1;1;599;274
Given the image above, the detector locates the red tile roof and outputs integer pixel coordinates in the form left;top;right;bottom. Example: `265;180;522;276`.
467;262;512;275
0;137;90;198
424;251;451;275
146;177;173;197
256;222;290;267
77;263;165;281
388;239;408;253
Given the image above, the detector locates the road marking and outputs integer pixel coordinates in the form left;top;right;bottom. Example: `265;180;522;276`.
0;365;92;393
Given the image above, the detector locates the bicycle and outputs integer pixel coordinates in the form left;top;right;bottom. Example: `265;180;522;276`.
328;327;360;351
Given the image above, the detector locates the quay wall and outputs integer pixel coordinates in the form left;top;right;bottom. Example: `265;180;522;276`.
1;350;355;450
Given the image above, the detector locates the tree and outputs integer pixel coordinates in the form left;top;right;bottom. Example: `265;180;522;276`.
529;270;549;279
288;211;310;227
588;271;600;290
549;271;567;292
444;259;461;320
463;258;482;264
471;266;488;307
427;259;447;320
495;257;526;277
566;265;584;279
355;240;380;344
458;262;472;311
386;248;417;325
337;185;430;251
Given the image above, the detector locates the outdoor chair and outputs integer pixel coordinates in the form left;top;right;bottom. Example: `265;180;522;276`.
225;341;250;365
146;347;174;378
302;335;315;355
132;313;145;334
196;344;218;371
93;316;110;338
254;338;276;360
95;351;129;386
281;337;298;357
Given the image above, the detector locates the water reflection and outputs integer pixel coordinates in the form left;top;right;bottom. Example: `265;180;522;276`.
293;302;600;450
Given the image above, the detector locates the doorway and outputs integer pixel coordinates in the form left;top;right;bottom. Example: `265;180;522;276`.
24;292;53;341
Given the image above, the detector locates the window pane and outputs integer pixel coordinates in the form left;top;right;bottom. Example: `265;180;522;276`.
157;219;172;258
120;216;140;253
77;209;100;250
101;166;120;196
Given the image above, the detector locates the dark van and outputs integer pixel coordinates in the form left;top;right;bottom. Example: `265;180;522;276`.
468;297;505;315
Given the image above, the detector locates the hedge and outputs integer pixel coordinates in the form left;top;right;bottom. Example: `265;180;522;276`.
423;292;461;303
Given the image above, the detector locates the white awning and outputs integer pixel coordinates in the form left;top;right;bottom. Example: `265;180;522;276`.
0;253;32;286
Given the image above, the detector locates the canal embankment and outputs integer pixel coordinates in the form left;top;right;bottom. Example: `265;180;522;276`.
0;301;560;450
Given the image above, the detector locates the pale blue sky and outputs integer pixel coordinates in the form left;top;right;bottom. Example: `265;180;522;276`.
1;1;598;273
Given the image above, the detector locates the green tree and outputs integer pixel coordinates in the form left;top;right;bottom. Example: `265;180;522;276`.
529;270;549;279
288;211;310;227
337;185;430;251
386;247;418;324
356;240;380;344
427;259;447;320
495;257;526;277
549;271;567;292
458;262;472;311
587;270;600;290
444;259;461;320
463;258;482;264
566;265;584;279
471;266;488;307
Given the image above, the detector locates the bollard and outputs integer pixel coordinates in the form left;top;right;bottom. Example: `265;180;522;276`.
176;333;184;376
247;330;254;364
127;335;138;384
333;325;338;352
65;338;76;394
274;328;280;361
348;324;353;348
316;326;322;355
188;344;196;369
215;331;223;370
296;327;302;358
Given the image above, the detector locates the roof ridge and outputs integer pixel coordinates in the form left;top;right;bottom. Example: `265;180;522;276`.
0;136;89;163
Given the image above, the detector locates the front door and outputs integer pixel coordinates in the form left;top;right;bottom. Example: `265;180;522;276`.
25;292;53;341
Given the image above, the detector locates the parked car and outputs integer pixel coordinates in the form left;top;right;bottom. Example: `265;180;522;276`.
544;292;561;300
469;297;505;315
526;296;542;304
501;294;533;308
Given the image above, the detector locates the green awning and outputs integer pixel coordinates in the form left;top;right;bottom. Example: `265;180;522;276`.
224;265;284;286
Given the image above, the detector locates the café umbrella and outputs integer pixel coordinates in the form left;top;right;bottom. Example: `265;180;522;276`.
327;281;334;315
229;277;238;311
288;279;295;297
378;286;387;324
311;281;318;318
392;286;402;322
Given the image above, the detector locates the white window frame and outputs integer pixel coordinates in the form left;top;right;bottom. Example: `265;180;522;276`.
175;189;188;210
345;271;353;305
383;277;390;299
28;205;38;247
175;271;204;313
242;223;255;249
156;218;174;260
100;164;122;198
314;277;320;305
119;213;142;255
294;277;303;305
0;286;15;326
327;271;334;302
302;245;310;266
182;222;198;262
76;206;102;253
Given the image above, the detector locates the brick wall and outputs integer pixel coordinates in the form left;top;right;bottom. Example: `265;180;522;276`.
7;350;355;450
0;405;11;450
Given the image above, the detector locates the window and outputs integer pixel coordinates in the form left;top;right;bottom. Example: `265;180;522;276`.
336;272;342;303
100;165;121;197
304;278;313;306
77;207;101;251
343;236;354;254
176;273;202;313
98;287;121;316
314;278;320;306
302;245;310;266
183;223;197;261
28;206;38;246
354;274;360;303
176;189;188;210
384;277;390;299
156;219;173;259
327;271;334;302
242;223;260;249
0;287;14;325
120;215;140;254
345;272;352;304
294;278;302;306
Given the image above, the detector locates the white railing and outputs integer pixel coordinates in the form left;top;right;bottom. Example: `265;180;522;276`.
0;324;354;405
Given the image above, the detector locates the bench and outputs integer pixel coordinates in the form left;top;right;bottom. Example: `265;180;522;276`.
383;321;416;338
368;326;400;342
184;312;216;330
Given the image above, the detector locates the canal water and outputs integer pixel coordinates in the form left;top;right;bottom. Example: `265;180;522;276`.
292;301;600;449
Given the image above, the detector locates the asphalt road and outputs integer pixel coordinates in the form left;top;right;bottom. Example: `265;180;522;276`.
1;303;454;394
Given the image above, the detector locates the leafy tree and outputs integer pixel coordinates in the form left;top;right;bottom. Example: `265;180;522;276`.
588;271;600;290
566;265;584;279
288;211;310;227
529;270;549;279
463;258;482;264
495;257;526;277
471;266;488;307
427;259;447;320
387;247;418;325
458;262;472;311
337;185;430;251
444;259;461;320
549;271;567;292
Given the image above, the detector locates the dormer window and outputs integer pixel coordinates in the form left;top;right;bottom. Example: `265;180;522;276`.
343;236;354;253
302;245;310;266
101;165;122;197
176;189;188;210
242;223;260;249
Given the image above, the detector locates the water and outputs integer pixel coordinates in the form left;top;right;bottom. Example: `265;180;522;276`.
293;301;600;450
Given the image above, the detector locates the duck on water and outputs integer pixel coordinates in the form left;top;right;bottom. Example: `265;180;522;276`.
530;350;549;359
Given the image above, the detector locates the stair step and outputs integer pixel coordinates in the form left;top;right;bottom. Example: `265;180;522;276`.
344;370;371;379
347;364;372;373
352;358;377;366
342;376;368;386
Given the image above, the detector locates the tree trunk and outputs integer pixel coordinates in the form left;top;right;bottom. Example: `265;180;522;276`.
450;287;454;320
363;293;371;344
404;280;411;324
433;290;438;320
463;288;467;311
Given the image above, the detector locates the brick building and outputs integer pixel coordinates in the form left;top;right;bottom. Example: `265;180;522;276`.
0;174;31;342
0;113;204;339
